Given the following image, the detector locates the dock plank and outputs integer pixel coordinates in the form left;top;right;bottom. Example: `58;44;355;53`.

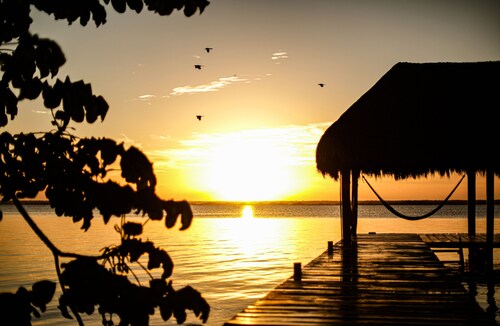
224;233;495;326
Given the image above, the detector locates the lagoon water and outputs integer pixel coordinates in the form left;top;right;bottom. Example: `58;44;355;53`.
0;203;499;325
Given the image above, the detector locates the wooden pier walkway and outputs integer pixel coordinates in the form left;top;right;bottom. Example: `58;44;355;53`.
224;233;496;326
420;233;500;248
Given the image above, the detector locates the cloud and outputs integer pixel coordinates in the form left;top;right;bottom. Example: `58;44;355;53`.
146;122;332;171
271;51;288;62
116;133;142;149
130;94;170;102
136;94;156;100
170;76;248;95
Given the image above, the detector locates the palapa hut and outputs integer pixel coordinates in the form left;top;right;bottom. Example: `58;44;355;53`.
316;61;500;253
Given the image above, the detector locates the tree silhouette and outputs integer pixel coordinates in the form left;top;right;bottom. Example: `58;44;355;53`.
0;0;210;325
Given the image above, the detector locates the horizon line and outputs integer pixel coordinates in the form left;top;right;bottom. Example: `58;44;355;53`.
4;199;499;206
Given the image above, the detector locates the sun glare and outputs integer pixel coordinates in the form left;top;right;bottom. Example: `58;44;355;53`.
158;124;326;202
202;131;298;201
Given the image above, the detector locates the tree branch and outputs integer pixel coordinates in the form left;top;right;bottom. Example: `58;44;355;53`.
12;196;107;260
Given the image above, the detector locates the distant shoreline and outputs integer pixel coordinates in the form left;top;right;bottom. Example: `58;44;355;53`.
2;199;499;206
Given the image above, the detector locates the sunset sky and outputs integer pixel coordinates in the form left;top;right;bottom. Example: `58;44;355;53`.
6;0;500;202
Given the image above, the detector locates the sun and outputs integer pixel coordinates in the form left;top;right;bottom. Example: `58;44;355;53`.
201;131;297;201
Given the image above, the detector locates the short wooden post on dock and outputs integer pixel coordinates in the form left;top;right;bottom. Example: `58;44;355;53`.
293;262;301;282
328;241;334;255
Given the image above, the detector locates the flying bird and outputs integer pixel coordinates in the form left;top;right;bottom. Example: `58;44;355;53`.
205;47;213;53
318;83;325;87
196;115;204;121
194;64;203;70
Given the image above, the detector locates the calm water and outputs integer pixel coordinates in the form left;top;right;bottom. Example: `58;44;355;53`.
0;203;499;325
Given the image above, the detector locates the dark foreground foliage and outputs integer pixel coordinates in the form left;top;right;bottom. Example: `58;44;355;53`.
0;0;210;324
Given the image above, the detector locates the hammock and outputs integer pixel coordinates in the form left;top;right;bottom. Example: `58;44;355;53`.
362;174;465;221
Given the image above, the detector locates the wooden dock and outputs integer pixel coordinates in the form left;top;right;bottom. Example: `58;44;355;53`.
224;233;496;326
420;233;500;248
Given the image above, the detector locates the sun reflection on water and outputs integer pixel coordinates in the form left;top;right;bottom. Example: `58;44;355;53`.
241;205;254;219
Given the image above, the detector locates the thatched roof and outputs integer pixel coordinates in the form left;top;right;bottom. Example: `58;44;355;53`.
316;61;500;180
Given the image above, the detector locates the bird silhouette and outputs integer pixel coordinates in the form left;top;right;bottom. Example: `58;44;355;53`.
205;47;213;53
318;83;325;87
196;115;204;121
194;64;203;70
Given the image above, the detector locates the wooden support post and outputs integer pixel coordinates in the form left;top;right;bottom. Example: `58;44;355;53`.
293;262;302;282
467;170;476;237
486;169;494;274
340;170;352;246
351;169;359;237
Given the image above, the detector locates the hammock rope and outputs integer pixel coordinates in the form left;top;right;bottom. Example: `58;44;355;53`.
362;174;466;221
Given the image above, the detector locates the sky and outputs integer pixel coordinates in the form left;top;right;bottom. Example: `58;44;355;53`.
6;0;500;202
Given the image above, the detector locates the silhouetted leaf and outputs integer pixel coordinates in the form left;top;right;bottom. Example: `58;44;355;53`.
183;0;210;16
184;2;197;17
172;286;210;324
123;222;143;237
160;296;173;321
149;278;169;296
90;181;135;223
160;252;174;279
94;95;109;122
126;0;144;13
164;200;178;228
90;2;108;26
100;138;122;166
0;111;7;127
135;188;164;219
1;87;18;121
147;248;173;279
0;283;52;324
19;77;42;100
58;298;73;319
147;0;175;16
178;200;193;230
79;7;91;26
120;146;156;189
0;209;2;222
42;79;63;109
84;99;98;123
164;200;193;230
54;109;67;121
34;38;66;78
30;280;56;312
198;0;209;14
112;0;127;13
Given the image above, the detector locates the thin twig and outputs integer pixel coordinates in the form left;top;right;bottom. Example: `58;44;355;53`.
128;262;142;286
136;260;154;280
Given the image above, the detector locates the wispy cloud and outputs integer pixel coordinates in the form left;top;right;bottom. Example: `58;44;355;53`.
130;94;170;103
271;51;288;63
117;133;142;149
136;94;156;101
170;76;248;95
